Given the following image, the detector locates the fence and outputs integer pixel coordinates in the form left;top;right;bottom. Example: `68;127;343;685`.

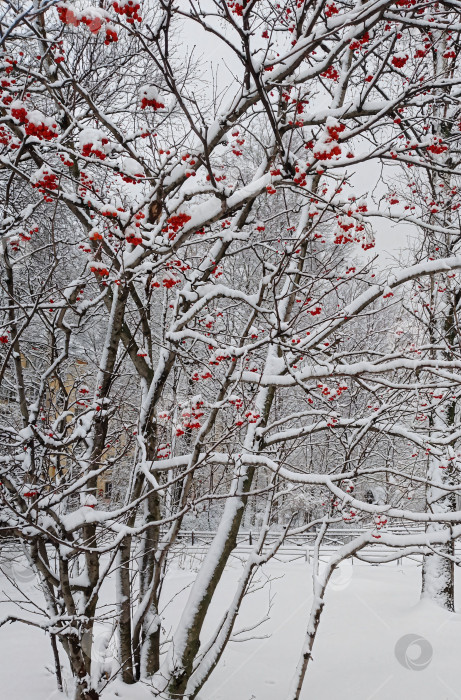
170;526;437;566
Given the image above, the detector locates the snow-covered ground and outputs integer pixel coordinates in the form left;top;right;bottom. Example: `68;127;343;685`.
2;556;461;699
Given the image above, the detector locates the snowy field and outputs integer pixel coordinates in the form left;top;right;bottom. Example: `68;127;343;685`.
2;556;461;700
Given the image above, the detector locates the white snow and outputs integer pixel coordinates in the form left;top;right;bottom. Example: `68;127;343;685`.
2;558;461;698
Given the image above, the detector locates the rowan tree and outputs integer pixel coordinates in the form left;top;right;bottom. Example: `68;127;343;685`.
2;2;461;699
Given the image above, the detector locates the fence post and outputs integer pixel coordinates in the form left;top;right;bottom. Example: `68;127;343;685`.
191;531;195;546
249;531;252;545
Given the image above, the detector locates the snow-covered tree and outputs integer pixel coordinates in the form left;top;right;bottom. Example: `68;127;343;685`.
2;2;461;699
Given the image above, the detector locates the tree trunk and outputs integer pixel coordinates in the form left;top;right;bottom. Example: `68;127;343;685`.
117;539;135;683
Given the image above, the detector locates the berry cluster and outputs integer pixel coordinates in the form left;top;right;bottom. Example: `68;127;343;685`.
31;166;58;201
11;103;59;141
164;213;192;240
113;0;142;24
140;86;165;110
